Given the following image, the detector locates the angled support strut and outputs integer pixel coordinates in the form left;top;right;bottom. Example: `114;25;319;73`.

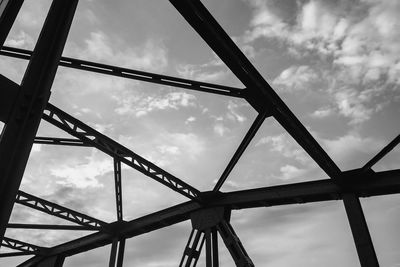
42;103;200;200
2;237;42;255
15;190;106;229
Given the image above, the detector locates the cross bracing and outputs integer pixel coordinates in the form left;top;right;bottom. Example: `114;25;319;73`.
0;0;399;266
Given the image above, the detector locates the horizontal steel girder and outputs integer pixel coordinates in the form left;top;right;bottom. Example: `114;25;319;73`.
33;137;91;147
7;224;99;231
18;169;400;264
0;46;244;98
42;103;200;200
169;0;342;181
15;191;106;229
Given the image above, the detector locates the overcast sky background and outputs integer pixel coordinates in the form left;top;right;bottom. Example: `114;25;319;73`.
0;0;400;266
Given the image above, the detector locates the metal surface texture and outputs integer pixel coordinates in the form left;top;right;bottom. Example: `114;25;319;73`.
0;0;399;266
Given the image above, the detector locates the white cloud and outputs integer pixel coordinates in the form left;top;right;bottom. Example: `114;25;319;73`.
213;123;229;137
5;30;34;49
273;65;318;92
14;0;49;29
55;69;132;96
322;133;383;164
333;87;385;124
185;116;196;124
279;164;307;180
176;63;227;83
158;145;180;156
195;70;227;83
115;91;196;117
244;1;400;124
256;134;309;164
227;101;247;122
165;132;205;159
245;0;400;85
119;131;205;167
50;151;111;188
70;31;168;72
245;1;353;55
311;107;333;118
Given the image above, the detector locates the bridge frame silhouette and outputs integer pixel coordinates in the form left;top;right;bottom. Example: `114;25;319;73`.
0;0;399;266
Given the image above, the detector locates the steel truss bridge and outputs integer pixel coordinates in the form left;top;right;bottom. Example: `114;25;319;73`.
0;0;399;266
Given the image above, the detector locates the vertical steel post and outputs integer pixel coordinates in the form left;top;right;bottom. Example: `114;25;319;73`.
109;239;118;267
343;193;379;267
0;0;24;46
205;227;219;267
109;238;125;267
179;228;205;267
0;0;78;240
114;158;123;221
212;228;219;267
205;229;212;267
116;238;125;267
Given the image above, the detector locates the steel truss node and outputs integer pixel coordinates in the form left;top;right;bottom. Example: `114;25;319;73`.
0;0;398;266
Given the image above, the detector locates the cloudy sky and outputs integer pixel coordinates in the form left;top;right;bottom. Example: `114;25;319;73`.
1;0;400;266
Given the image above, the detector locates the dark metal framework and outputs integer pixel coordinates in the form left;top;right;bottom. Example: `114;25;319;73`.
0;0;398;266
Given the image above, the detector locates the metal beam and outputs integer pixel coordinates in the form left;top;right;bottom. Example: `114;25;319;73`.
205;228;219;267
0;0;78;241
214;169;400;209
109;239;118;267
0;251;35;258
1;237;42;254
29;201;202;261
42;103;200;200
34;256;65;267
116;238;125;267
7;223;99;231
362;133;400;172
15;191;106;229
0;74;20;123
169;0;342;181
114;159;123;221
343;194;379;267
216;220;254;267
213;111;268;191
34;137;91;147
17;169;400;264
107;238;125;267
0;46;244;98
179;228;205;267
